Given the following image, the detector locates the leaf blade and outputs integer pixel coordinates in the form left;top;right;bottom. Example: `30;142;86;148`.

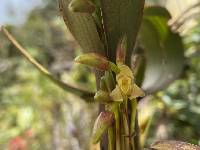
100;0;145;63
139;6;185;93
58;0;104;54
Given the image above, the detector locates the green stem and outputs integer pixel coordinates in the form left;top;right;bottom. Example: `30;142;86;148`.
114;107;121;150
130;99;137;150
122;98;130;150
108;127;115;150
119;106;125;150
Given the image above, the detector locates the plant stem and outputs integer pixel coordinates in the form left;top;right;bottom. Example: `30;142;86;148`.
114;107;121;150
122;98;131;150
130;100;137;150
108;127;115;150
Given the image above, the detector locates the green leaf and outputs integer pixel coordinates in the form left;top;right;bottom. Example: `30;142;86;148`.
151;140;200;150
100;0;145;63
143;6;171;20
154;32;185;91
58;0;104;54
139;6;184;93
139;19;164;93
143;6;171;42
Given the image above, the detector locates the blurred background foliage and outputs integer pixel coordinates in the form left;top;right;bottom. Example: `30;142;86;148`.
0;0;199;149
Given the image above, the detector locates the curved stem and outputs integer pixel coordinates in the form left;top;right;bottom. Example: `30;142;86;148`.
1;27;95;101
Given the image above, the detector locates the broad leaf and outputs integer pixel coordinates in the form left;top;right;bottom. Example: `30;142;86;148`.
139;19;164;93
143;6;171;19
143;6;171;42
58;0;104;54
139;6;184;93
151;140;200;150
100;0;145;63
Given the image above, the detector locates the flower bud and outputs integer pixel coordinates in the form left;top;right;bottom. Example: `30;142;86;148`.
92;111;114;144
75;53;109;70
94;90;111;103
68;0;95;14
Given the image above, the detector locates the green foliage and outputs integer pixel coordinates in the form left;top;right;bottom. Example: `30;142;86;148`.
1;0;200;149
139;6;184;93
58;0;104;54
100;0;145;62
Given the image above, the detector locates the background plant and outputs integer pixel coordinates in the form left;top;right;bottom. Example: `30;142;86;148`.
0;0;200;149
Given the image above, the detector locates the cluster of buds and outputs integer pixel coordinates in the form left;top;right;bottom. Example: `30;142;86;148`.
74;36;145;144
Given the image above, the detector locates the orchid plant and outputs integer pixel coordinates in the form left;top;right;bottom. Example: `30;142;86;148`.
2;0;200;149
75;36;145;149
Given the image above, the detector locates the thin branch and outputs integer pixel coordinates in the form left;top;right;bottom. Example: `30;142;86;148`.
170;2;200;27
172;12;200;31
1;26;95;101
